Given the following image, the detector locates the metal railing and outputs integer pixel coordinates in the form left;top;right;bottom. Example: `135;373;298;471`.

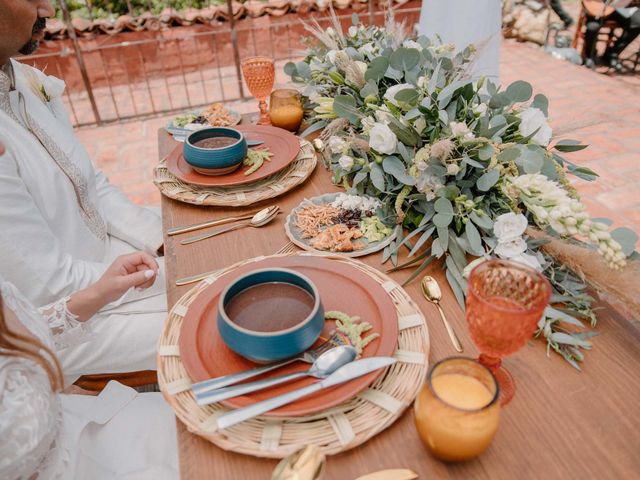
17;1;421;127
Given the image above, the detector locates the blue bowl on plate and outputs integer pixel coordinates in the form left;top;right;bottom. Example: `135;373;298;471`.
218;268;325;363
183;127;247;176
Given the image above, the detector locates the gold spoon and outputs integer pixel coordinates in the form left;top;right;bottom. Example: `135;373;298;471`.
421;275;464;353
180;206;279;245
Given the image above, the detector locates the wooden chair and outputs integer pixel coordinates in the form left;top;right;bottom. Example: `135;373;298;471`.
74;370;158;392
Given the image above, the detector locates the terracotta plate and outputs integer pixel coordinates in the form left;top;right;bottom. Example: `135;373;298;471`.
166;125;300;187
179;255;399;417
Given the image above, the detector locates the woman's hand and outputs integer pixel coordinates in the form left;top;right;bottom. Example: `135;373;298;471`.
66;252;159;321
0;140;5;156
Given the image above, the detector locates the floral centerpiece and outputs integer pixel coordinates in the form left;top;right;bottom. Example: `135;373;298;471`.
286;11;638;368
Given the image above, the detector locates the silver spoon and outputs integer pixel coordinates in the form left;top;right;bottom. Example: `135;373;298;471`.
421;275;464;353
195;345;358;406
181;206;279;245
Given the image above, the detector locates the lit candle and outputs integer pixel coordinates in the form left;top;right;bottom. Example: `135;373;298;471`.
414;358;500;462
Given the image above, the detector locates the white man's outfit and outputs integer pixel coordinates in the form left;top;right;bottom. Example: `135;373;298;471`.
0;60;166;383
418;0;502;84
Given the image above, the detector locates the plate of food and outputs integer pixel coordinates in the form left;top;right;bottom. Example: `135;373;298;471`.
285;193;396;257
166;103;242;139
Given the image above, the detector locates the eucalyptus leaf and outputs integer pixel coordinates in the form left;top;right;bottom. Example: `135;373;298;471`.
448;234;469;271
284;62;297;76
476;169;500;191
515;145;545;174
333;95;362;124
469;211;494;230
299;120;328;138
478;144;494;161
505;80;533;103
360;79;379;99
438;109;449;125
437;227;449;251
395;88;420;106
554;139;588;152
369;163;385;191
433;212;453;228
549;332;592;348
296;61;312;80
389;47;420;71
611;227;638;256
464;222;484;255
567;164;599;181
434;197;453;214
463;154;486;169
364;56;389;83
531;93;549;116
446;269;466;310
428;62;441;95
383;156;416;185
396;142;412;163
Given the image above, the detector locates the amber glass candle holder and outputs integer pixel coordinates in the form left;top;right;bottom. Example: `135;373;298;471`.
414;357;500;462
466;259;551;405
241;56;275;125
269;89;304;132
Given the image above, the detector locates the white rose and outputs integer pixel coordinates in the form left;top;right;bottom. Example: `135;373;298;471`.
510;252;543;271
348;26;359;37
519;107;553;146
374;106;395;125
326;50;338;64
403;40;423;51
493;213;528;241
328;135;347;154
369;123;397;155
383;83;415;107
361;116;376;134
339;155;355;170
449;121;474;140
494;237;528;259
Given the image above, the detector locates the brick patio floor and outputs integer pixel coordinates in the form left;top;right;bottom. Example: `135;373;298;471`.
75;39;640;233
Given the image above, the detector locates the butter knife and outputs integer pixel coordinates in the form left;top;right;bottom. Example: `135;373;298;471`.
216;356;397;430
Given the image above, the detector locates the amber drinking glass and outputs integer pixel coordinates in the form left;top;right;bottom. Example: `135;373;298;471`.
466;259;551;405
241;56;275;125
269;89;304;132
414;357;500;462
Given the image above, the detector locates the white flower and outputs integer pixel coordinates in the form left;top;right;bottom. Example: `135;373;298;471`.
446;164;460;176
338;155;355;171
449;121;475;140
383;83;414;107
326;50;338;64
360;43;377;58
413;117;427;134
493;212;528;241
361;116;376;135
369;123;397;154
355;61;368;75
403;40;423;51
348;26;359;37
494;237;528;259
473;102;488;116
510;252;543;272
519;107;552;146
22;66;65;104
417;76;429;89
374;105;395;125
416;174;444;201
328;135;347;154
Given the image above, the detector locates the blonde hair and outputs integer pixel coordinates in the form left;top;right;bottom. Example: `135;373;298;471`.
0;296;63;391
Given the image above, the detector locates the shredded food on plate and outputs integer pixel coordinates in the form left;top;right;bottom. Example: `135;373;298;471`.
295;204;341;238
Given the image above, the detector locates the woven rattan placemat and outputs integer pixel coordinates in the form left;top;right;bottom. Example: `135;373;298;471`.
153;139;316;207
158;252;430;458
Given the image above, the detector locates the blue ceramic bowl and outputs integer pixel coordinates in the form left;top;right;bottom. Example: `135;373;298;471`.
183;127;247;175
218;268;324;363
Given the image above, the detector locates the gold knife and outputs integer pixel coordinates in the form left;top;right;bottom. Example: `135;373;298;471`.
354;469;418;480
166;209;264;236
175;268;220;286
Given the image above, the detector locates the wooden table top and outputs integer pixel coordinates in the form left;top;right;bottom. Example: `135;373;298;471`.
158;129;640;480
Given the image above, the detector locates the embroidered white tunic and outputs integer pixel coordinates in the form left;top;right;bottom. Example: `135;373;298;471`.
0;60;167;380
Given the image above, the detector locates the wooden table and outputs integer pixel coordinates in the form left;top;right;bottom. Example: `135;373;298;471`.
158;129;640;479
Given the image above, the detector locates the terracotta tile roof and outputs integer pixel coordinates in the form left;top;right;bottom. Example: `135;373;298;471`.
45;0;413;38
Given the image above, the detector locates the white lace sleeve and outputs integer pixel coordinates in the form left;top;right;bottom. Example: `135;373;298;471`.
0;356;66;480
38;297;92;349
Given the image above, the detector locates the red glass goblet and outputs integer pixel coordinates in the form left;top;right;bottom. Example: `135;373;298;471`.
466;259;551;405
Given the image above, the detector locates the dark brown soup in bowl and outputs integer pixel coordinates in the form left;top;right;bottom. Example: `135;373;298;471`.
225;282;314;332
194;136;237;149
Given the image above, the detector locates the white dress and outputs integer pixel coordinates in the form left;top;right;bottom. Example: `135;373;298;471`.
0;281;178;480
0;60;168;382
417;0;502;84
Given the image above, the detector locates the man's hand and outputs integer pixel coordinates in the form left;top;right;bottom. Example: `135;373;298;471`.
93;252;159;305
